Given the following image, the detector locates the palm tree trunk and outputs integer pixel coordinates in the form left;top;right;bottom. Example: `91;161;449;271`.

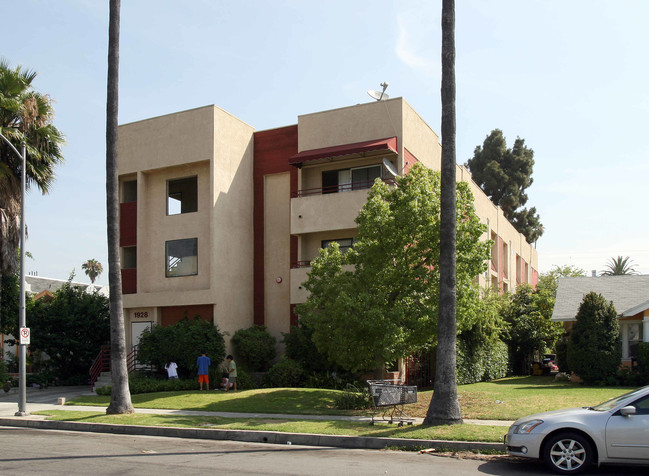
423;0;462;426
105;0;133;415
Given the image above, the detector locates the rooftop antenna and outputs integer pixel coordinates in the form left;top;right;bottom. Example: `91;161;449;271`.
367;81;390;101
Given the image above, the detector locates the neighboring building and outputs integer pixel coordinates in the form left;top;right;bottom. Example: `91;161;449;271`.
117;98;538;352
552;275;649;365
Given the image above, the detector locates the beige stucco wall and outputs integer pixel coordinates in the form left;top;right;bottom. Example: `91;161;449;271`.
119;105;256;346
263;173;292;343
401;100;442;171
297;98;405;166
458;165;539;289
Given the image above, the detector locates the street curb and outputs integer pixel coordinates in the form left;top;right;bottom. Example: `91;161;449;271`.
0;417;506;452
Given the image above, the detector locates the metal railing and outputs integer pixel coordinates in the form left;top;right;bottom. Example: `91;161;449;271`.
291;177;396;198
89;345;110;391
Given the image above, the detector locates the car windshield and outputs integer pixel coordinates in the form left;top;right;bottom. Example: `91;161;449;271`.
591;386;649;411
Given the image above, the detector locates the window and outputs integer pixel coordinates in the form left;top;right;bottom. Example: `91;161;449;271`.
322;165;381;194
122;246;136;269
322;238;354;254
167;176;198;215
122;180;137;203
166;238;198;277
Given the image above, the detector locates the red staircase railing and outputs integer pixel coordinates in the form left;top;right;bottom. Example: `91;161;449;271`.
89;345;111;391
127;345;138;373
90;345;143;390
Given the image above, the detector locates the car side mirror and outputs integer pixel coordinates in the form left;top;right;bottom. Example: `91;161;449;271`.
620;406;637;416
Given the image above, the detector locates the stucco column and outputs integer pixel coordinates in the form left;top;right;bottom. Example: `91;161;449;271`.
643;317;649;343
621;323;629;359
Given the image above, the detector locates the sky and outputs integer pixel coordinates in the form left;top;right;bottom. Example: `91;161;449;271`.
3;0;649;285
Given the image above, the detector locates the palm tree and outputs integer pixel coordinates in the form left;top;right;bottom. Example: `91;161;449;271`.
1;59;64;309
82;259;104;284
105;0;134;415
424;0;462;426
601;256;638;276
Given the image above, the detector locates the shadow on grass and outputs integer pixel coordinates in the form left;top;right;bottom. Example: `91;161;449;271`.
70;388;368;417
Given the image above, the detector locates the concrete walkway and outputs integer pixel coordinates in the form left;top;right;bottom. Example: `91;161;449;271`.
0;386;511;452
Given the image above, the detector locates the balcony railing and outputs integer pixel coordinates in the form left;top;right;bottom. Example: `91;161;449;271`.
292;177;396;198
292;260;312;269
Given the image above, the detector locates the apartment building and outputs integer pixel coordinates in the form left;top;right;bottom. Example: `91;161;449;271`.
117;98;538;351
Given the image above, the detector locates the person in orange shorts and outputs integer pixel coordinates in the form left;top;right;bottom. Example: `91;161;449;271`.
196;351;211;390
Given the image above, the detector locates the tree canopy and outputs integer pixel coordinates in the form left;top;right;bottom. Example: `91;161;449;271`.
465;129;542;243
82;259;104;284
26;280;110;380
0;59;65;278
296;164;490;373
567;292;621;384
601;256;638;276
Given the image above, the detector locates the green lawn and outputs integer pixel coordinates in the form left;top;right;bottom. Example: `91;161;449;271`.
68;376;633;421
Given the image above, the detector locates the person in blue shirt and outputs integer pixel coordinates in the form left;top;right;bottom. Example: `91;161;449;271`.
196;351;211;390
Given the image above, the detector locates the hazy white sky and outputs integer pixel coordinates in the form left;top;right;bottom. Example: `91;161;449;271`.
3;0;648;284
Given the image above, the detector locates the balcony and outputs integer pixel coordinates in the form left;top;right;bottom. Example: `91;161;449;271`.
290;178;394;235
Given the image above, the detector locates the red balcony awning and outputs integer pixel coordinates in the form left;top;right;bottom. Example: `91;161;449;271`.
289;136;397;166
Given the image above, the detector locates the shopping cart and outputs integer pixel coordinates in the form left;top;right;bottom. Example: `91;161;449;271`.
367;380;417;426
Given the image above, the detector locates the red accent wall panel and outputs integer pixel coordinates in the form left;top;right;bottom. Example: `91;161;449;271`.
403;148;420;174
120;202;137;247
253;125;299;326
161;304;214;327
498;237;504;288
121;268;137;294
530;268;539;289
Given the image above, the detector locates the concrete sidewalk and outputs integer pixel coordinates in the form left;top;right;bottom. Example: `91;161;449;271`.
0;386;510;452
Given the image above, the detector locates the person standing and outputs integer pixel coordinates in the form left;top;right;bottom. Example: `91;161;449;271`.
196;351;211;390
165;361;178;379
225;355;237;391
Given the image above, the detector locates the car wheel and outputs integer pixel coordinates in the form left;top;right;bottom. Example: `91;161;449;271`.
543;432;593;474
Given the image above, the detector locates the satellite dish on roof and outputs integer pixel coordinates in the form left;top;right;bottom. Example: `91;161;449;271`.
382;158;398;177
367;81;390;101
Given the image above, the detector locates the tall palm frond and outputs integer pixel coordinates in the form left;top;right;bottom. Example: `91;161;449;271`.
601;256;638;276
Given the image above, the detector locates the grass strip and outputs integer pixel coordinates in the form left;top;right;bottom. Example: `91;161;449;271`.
36;410;505;442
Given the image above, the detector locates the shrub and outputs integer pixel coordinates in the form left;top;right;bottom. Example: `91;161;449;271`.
283;324;334;373
567;292;621;384
231;325;276;372
265;357;305;387
456;334;508;385
234;368;254;390
0;359;8;387
333;383;373;410
136;317;226;378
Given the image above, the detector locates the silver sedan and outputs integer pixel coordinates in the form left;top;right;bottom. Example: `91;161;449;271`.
505;385;649;474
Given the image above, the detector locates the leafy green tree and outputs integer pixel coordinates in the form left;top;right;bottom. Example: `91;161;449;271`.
297;164;490;377
567;292;621;384
503;283;564;375
82;259;104;284
231;325;276;372
136;318;226;378
26;281;110;380
465;129;542;243
601;256;638;276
